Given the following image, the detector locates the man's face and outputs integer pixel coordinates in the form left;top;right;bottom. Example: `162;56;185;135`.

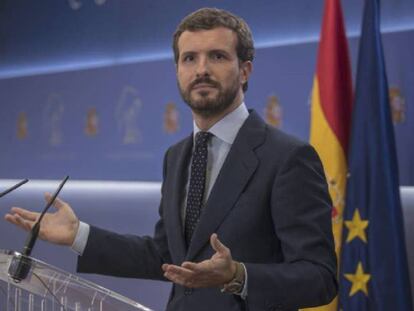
176;27;250;118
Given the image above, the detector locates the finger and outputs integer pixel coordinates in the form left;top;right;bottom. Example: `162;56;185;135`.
4;213;18;225
165;265;194;277
210;233;228;254
164;265;196;286
165;266;194;281
10;207;39;222
5;213;33;231
15;214;34;230
164;271;187;286
44;193;66;210
181;261;199;271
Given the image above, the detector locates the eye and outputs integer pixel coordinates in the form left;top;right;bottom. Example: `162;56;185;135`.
182;54;194;63
212;52;225;60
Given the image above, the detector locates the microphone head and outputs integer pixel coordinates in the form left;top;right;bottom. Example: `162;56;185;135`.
8;252;33;282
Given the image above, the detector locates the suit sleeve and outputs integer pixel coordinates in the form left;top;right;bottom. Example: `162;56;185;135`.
77;149;172;280
245;144;337;310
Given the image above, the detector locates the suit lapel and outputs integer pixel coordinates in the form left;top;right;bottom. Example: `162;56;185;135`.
165;135;192;264
186;111;266;261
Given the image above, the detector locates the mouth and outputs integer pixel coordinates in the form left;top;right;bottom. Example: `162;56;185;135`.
192;83;216;90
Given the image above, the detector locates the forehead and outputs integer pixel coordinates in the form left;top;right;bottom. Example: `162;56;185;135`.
177;27;238;54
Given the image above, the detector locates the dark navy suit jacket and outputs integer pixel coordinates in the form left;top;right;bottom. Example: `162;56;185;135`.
77;111;337;311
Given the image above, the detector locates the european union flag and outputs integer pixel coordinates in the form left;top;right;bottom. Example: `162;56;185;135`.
339;0;413;310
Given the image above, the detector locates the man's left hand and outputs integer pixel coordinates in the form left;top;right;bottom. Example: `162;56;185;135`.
162;233;236;288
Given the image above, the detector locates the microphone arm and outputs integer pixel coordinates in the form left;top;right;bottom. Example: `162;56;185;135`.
8;176;69;282
0;179;29;198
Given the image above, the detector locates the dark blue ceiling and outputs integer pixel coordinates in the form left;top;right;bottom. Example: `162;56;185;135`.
0;0;413;78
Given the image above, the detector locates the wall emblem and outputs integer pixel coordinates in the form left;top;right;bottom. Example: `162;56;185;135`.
16;112;28;140
389;87;405;125
85;107;99;137
43;93;65;146
163;102;179;134
264;95;282;128
115;86;143;145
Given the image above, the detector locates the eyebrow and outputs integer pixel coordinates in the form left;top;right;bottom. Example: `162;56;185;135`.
208;49;231;57
180;49;232;58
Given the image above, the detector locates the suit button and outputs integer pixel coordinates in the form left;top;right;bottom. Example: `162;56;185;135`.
184;288;193;295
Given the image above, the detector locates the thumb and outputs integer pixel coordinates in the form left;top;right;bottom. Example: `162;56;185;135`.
44;192;66;210
210;233;227;254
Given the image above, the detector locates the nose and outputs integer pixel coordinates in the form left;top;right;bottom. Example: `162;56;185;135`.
195;56;210;78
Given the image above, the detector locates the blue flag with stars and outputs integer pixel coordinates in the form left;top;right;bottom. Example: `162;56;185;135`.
338;0;413;310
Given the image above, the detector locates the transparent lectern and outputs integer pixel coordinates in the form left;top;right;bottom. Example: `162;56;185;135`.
0;249;152;311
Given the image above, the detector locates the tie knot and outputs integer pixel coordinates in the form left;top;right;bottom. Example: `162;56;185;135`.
195;131;211;147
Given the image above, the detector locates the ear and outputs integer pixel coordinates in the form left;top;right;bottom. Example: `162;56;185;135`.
239;61;253;86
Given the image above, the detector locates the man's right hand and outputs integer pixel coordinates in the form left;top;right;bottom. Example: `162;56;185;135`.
4;193;79;246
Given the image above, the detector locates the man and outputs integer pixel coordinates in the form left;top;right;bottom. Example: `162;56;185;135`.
5;8;337;311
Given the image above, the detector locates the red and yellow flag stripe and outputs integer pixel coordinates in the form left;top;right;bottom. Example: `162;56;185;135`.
307;0;353;310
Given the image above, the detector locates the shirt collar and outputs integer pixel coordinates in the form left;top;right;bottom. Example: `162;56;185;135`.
193;102;249;145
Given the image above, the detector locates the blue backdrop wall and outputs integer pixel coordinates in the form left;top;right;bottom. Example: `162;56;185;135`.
0;30;413;184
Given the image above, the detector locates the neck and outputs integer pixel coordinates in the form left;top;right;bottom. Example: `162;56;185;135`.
193;93;243;131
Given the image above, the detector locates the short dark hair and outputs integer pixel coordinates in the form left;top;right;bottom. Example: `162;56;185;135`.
173;8;255;92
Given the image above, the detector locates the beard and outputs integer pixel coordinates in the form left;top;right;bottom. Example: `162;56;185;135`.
178;76;240;118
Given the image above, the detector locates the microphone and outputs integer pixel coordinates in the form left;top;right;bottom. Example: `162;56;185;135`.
0;179;29;198
8;176;69;282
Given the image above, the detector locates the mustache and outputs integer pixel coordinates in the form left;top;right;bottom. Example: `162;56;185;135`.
189;77;220;90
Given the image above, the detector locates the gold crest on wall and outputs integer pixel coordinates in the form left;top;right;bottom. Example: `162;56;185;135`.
389;87;405;124
85;107;99;137
163;102;179;134
264;95;282;128
17;112;28;140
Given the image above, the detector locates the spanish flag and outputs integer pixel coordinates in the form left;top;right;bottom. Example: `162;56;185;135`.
308;0;352;309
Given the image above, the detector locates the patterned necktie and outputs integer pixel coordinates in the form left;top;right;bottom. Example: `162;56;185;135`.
184;131;211;245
